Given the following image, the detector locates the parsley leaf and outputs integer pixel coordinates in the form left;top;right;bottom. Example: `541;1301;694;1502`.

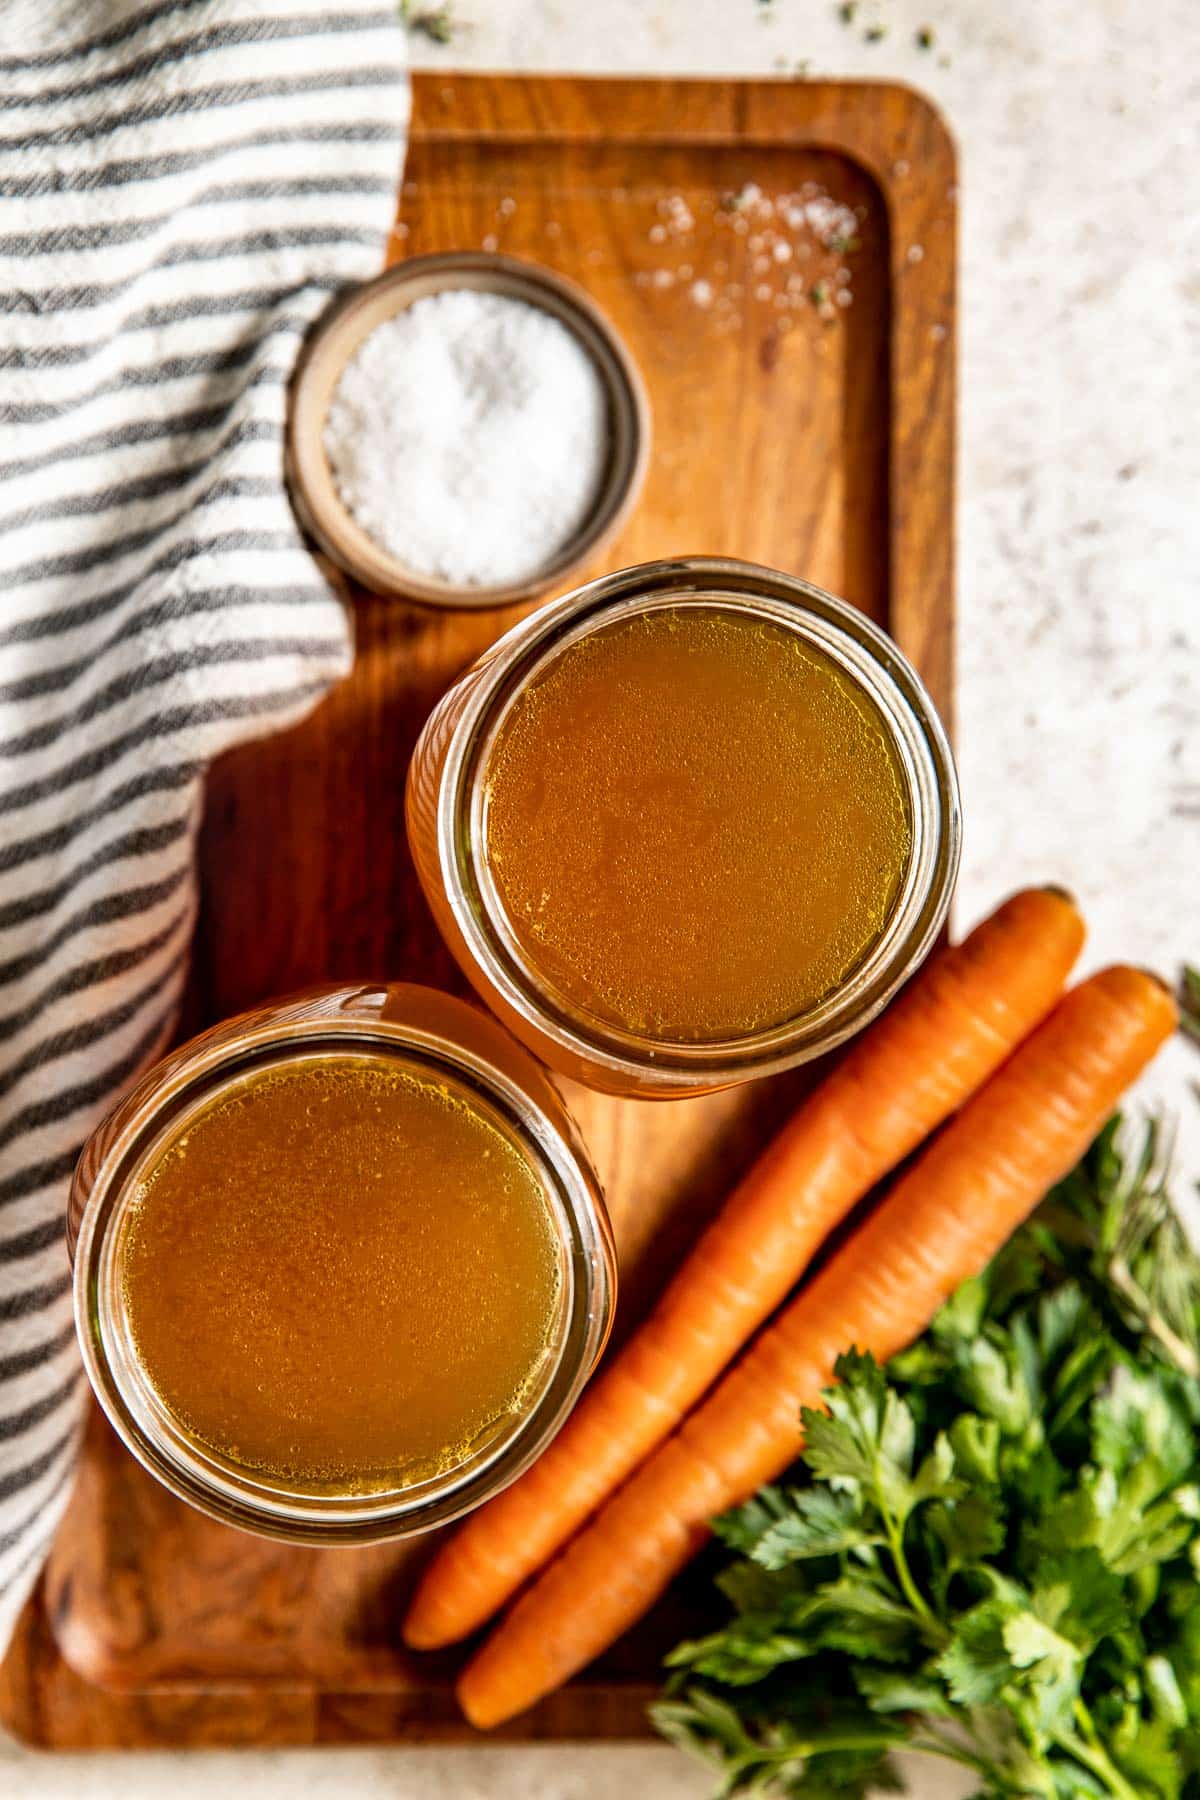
659;1118;1200;1798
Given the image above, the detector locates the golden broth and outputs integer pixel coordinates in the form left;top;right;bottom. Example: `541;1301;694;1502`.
120;1053;561;1492
482;605;912;1044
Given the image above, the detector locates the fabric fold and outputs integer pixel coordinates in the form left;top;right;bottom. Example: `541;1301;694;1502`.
0;0;407;1649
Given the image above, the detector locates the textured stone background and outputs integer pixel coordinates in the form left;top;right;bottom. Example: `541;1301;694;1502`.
3;1;1195;1794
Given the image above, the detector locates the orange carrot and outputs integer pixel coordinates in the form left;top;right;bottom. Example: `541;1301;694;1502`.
405;888;1084;1652
457;965;1178;1728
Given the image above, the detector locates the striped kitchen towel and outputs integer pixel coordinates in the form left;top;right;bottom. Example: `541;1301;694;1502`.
0;0;407;1650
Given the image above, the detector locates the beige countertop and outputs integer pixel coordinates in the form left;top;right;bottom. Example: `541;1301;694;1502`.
4;0;1196;1794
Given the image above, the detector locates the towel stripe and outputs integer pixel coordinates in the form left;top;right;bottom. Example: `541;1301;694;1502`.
15;14;400;99
0;952;189;1101
0;532;300;642
0;639;346;761
1;586;333;699
0;1223;68;1264
0;66;401;146
0;870;193;988
2;123;399;199
0;825;191;927
0;780;200;874
0;0;212;70
0;911;193;1044
0;413;282;488
0;1429;80;1504
0;1324;78;1385
0;2;406;1644
0;1371;83;1440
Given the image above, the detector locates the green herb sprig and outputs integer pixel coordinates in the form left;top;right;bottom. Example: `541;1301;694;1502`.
655;1117;1200;1798
398;1;456;46
1181;967;1200;1048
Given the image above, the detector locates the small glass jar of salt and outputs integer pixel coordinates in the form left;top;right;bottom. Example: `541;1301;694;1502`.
323;288;611;593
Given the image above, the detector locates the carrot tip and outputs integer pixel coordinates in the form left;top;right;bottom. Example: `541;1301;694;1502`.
457;1673;505;1731
400;1617;445;1652
1039;883;1079;908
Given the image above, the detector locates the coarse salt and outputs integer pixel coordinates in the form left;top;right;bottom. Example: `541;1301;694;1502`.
323;290;609;589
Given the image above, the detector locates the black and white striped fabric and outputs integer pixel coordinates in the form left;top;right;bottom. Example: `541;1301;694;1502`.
0;0;406;1648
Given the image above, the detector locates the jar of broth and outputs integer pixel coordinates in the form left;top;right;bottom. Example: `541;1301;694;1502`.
69;985;615;1544
407;558;960;1098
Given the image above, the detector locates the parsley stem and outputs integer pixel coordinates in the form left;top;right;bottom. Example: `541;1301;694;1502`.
729;1730;905;1771
878;1504;947;1644
756;1729;1011;1791
1050;1702;1141;1800
862;1422;947;1642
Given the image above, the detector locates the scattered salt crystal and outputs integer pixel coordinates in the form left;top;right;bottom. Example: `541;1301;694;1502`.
323;289;609;590
836;289;853;307
665;196;695;233
498;196;517;217
652;269;675;288
892;159;910;178
481;233;498;253
634;175;864;328
907;243;925;263
691;279;714;307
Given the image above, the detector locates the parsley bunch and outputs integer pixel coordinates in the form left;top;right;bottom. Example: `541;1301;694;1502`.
655;1119;1200;1798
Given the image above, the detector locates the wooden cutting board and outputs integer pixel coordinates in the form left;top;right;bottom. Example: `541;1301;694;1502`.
0;72;956;1750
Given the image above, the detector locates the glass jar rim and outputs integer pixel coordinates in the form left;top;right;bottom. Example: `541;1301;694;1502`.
435;557;961;1085
70;987;614;1544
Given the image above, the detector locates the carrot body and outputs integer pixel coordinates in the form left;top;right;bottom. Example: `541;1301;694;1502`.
457;965;1178;1728
404;888;1085;1652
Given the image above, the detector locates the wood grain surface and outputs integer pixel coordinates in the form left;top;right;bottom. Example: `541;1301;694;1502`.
0;72;956;1751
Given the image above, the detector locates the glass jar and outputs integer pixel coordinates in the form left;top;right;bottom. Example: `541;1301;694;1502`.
407;557;961;1098
69;984;615;1545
